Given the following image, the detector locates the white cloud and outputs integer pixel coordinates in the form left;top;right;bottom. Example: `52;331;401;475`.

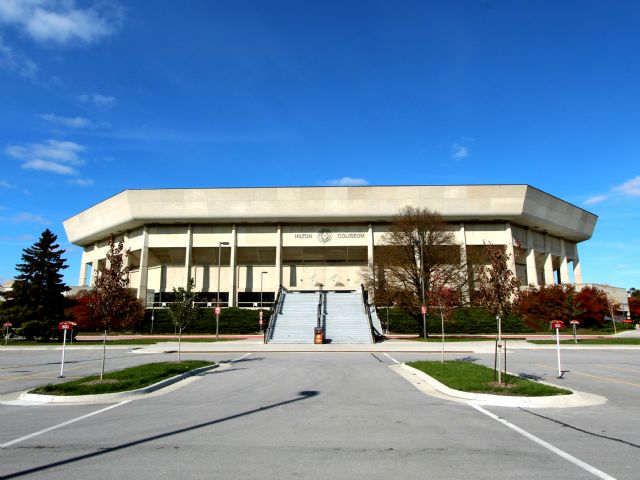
325;177;369;186
612;175;640;197
583;195;608;206
451;144;469;160
39;113;93;128
78;92;115;107
12;212;51;225
68;177;94;186
21;159;76;175
0;1;120;46
0;180;16;188
6;139;84;165
0;35;37;77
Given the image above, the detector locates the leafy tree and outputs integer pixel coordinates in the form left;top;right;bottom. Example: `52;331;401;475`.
575;286;609;327
2;229;69;333
629;297;640;320
167;278;198;361
515;284;609;330
365;207;468;336
628;288;640;298
474;243;520;383
89;236;145;378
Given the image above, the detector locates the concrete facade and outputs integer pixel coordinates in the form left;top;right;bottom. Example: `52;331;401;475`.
63;185;597;307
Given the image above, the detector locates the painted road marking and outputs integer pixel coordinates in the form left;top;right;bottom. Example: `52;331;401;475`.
1;401;131;449
535;363;640;388
383;353;400;364
471;404;617;480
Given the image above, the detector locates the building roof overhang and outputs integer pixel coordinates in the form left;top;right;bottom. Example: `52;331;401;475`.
63;185;597;246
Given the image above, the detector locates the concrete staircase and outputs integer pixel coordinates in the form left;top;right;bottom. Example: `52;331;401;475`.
324;291;373;344
268;291;319;344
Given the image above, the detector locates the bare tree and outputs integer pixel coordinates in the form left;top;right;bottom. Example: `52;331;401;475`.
474;243;520;383
90;236;144;379
365;207;468;337
167;278;198;362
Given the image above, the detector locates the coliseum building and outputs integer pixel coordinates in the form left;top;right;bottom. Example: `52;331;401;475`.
63;185;597;307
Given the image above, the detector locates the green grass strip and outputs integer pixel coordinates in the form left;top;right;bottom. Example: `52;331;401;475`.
407;360;570;396
3;338;235;346
410;338;494;342
30;360;213;396
528;338;640;345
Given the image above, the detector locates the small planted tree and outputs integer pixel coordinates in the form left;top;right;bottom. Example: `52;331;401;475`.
475;243;520;384
167;278;198;362
427;268;459;363
90;236;145;379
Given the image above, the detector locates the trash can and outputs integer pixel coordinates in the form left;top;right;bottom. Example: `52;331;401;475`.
314;327;324;344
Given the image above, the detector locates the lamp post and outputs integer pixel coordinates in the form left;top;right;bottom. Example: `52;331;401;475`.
216;241;230;340
260;271;268;333
414;239;427;339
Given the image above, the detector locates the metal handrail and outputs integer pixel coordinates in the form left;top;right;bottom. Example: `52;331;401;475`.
264;285;286;343
361;284;383;342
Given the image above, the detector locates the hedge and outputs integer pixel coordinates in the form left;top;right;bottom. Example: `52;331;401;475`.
380;307;533;335
136;307;262;334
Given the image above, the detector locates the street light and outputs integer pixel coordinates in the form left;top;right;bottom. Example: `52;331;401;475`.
260;271;268;333
216;241;230;340
414;238;427;339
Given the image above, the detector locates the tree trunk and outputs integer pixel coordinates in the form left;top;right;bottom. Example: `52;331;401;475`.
100;329;107;380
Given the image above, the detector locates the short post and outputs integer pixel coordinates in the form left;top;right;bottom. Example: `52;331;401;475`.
570;319;580;344
215;306;221;340
3;322;11;345
58;322;70;378
551;320;565;378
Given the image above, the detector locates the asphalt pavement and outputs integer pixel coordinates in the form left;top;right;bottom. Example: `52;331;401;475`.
0;345;638;479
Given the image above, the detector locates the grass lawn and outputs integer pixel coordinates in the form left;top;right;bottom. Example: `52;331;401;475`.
528;338;640;345
30;360;213;395
407;360;570;396
409;337;493;342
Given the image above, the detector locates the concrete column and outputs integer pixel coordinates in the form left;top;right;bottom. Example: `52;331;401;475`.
137;226;150;302
573;244;584;285
559;239;570;284
185;224;193;287
543;234;554;285
229;224;237;307
275;223;283;287
89;242;99;287
367;223;375;266
79;248;89;287
459;223;470;302
505;222;517;276
525;229;538;287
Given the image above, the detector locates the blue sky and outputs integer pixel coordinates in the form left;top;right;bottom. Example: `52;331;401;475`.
0;0;638;290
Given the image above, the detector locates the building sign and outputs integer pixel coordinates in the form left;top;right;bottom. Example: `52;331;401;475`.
318;228;332;244
284;226;368;246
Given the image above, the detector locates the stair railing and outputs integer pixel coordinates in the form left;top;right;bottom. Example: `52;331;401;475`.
361;284;383;342
264;284;286;344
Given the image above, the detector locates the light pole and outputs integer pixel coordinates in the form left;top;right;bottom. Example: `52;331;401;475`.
260;271;268;333
414;239;427;339
216;241;230;340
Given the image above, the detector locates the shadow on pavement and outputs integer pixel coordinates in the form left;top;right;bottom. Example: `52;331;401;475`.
1;390;320;479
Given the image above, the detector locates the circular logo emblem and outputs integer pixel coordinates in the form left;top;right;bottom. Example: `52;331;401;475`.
317;228;332;244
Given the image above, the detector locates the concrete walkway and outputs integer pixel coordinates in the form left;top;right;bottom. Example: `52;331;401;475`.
132;337;640;354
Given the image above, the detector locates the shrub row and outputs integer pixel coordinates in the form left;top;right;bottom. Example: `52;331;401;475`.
379;307;534;334
136;307;262;334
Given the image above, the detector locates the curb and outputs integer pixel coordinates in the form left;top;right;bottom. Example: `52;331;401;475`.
17;364;218;404
395;363;607;408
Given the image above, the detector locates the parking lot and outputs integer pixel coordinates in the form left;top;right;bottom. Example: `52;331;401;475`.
1;343;639;479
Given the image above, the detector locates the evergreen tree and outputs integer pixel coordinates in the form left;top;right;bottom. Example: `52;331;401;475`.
7;229;69;328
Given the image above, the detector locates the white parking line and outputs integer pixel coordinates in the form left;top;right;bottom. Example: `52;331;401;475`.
1;400;131;449
383;353;400;364
471;404;617;480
